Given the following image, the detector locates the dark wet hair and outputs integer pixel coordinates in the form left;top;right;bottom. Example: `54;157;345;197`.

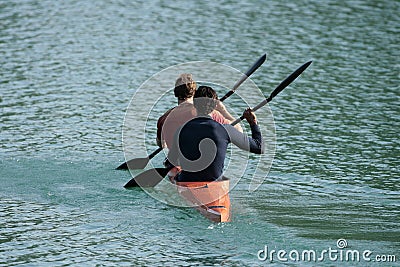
174;74;197;100
193;86;218;115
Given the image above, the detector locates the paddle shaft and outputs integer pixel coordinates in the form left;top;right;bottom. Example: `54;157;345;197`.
115;147;162;170
219;54;266;101
148;147;163;159
231;60;312;126
119;53;267;170
125;60;312;187
158;53;266;146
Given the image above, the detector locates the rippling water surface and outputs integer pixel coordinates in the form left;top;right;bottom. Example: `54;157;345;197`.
1;0;399;266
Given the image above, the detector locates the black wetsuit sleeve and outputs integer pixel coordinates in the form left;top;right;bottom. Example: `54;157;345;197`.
224;124;264;154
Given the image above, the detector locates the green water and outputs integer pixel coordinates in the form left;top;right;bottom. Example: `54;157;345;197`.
1;0;399;266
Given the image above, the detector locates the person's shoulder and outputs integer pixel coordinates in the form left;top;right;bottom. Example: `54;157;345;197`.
158;107;174;119
173;102;196;115
157;107;175;126
210;110;230;124
176;101;194;109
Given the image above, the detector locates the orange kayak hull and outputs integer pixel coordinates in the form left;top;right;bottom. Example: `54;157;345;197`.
176;180;231;223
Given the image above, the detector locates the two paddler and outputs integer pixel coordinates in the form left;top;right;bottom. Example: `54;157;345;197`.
156;74;242;149
161;81;264;183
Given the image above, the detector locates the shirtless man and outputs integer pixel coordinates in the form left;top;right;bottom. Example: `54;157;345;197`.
156;74;241;148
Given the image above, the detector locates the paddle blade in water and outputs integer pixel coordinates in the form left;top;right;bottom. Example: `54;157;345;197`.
116;157;150;170
124;168;170;188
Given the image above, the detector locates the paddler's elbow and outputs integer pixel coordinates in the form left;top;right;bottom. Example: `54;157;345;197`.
250;142;264;154
259;145;265;154
256;142;265;154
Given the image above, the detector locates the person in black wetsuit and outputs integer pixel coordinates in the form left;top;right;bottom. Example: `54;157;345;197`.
166;86;264;182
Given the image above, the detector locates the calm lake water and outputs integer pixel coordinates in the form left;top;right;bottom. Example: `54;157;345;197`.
1;0;399;266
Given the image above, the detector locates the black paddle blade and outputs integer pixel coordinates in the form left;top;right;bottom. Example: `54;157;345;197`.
124;168;170;188
245;53;267;77
117;54;266;171
115;157;150;170
267;61;312;102
219;53;267;102
116;147;163;170
231;60;313;125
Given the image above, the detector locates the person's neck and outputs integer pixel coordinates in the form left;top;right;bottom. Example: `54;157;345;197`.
178;97;193;105
196;111;212;117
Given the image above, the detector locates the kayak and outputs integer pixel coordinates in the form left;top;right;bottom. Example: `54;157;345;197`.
176;180;231;222
176;179;231;223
